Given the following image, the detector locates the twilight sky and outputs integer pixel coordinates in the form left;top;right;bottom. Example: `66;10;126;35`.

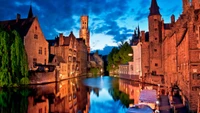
0;0;182;55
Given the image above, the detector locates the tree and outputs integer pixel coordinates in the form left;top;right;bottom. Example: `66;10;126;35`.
106;42;132;73
0;29;29;86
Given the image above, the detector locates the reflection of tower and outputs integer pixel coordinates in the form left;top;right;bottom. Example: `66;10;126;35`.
79;15;90;54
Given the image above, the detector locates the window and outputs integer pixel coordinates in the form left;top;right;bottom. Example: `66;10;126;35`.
33;58;37;68
152;71;156;75
34;34;38;39
35;26;37;30
39;47;42;54
44;59;46;64
154;49;157;52
155;38;157;40
39;108;42;113
193;73;200;79
155;63;158;66
44;48;46;55
155;28;157;31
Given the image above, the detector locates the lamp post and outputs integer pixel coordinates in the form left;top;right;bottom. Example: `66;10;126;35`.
155;100;160;113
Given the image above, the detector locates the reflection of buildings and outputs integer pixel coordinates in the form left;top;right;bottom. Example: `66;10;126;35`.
28;96;49;113
119;79;158;106
119;79;140;105
28;78;89;113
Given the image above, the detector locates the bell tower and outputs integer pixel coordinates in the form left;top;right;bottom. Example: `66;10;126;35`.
79;15;90;53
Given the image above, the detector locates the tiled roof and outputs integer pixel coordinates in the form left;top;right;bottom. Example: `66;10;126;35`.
0;17;35;39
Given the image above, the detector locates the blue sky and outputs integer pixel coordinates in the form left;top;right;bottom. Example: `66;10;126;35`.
0;0;182;55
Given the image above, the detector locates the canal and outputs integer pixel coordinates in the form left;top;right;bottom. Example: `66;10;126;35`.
0;76;157;113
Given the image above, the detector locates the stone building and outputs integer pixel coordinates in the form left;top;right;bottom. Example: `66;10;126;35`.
140;0;200;111
0;6;49;70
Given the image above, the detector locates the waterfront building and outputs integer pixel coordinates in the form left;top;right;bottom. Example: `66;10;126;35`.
50;32;79;79
0;6;49;70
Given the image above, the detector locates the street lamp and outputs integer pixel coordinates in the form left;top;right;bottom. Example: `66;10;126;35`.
128;53;133;56
155;100;160;113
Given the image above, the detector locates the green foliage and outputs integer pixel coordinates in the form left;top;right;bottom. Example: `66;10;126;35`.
0;29;29;86
89;67;100;77
107;42;133;72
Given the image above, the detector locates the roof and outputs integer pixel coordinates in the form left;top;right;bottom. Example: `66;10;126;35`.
0;17;35;39
56;56;65;63
139;90;157;103
149;0;160;16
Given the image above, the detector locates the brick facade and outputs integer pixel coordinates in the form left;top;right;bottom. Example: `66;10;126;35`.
140;0;200;111
24;18;49;70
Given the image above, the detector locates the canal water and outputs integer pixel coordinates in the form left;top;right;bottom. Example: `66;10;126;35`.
0;76;156;113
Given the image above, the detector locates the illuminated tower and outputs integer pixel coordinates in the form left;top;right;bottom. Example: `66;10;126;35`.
79;16;90;53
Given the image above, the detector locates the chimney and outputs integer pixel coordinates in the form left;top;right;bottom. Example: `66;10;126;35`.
59;33;64;46
16;13;21;22
141;31;145;42
171;14;175;24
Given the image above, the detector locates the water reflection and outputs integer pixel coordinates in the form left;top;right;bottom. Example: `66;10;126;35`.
0;76;158;113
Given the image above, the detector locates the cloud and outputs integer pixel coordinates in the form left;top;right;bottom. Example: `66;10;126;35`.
91;45;116;55
134;10;149;21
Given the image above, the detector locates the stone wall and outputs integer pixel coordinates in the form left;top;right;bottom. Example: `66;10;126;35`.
29;71;56;84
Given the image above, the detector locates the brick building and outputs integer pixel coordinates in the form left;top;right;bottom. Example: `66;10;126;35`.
50;32;79;79
77;38;88;76
139;0;200;111
0;6;49;70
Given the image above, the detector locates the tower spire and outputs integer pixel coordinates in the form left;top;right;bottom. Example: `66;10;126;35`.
27;5;33;18
149;0;160;16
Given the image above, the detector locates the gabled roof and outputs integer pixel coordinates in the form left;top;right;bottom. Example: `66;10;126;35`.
0;17;35;39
